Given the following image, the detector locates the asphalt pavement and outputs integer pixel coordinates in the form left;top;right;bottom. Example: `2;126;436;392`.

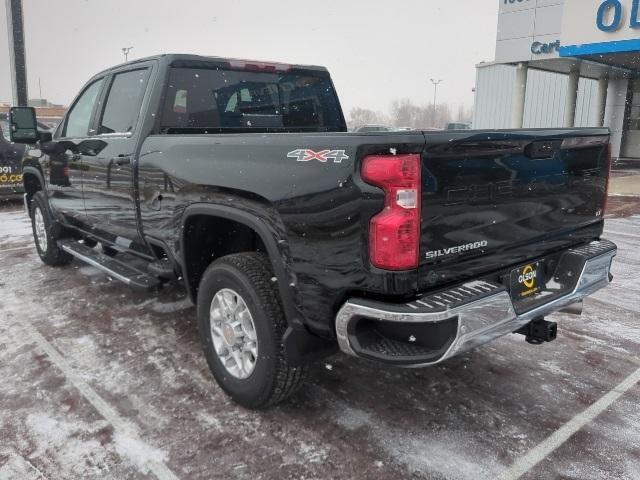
0;199;639;480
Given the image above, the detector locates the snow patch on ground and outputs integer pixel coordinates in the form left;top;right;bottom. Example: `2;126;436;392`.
539;359;570;377
333;403;372;431
390;436;502;480
25;412;110;479
296;441;329;464
0;211;31;241
0;453;45;480
113;431;169;475
326;393;504;480
134;297;193;314
77;265;105;278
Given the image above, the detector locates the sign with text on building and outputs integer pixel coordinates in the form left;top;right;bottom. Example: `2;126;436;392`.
561;0;640;56
495;0;564;63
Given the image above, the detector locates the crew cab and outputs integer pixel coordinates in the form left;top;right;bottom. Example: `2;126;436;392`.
9;54;616;408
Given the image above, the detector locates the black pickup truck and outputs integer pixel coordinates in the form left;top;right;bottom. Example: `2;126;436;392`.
10;54;616;408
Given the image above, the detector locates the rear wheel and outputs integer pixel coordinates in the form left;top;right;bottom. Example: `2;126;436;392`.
30;191;73;267
197;253;307;409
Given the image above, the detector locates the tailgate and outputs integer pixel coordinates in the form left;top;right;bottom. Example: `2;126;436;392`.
419;129;610;286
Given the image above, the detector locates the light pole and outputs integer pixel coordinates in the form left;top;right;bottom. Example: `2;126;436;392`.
122;46;134;62
6;0;28;106
430;78;443;127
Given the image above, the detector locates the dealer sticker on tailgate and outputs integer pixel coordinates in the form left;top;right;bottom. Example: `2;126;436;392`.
510;262;545;300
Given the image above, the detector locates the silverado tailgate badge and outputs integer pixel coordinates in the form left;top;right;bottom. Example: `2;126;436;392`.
287;149;349;164
425;241;488;259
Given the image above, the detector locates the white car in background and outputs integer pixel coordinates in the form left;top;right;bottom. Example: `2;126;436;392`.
355;124;412;133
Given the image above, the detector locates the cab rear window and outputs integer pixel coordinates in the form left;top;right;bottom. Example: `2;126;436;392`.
160;67;345;133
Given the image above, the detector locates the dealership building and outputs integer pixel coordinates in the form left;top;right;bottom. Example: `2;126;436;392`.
473;0;640;159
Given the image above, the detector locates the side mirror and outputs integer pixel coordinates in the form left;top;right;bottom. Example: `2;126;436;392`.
9;107;39;144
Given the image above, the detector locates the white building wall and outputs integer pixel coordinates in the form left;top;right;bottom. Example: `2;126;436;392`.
472;64;516;129
474;63;604;130
522;69;567;128
574;77;600;128
605;78;629;158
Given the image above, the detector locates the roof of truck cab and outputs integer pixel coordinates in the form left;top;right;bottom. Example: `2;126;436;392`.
95;54;329;76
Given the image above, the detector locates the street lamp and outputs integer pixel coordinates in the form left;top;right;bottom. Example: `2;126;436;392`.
430;78;444;127
122;46;134;62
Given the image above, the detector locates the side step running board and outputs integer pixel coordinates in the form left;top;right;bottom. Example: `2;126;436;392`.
58;239;161;291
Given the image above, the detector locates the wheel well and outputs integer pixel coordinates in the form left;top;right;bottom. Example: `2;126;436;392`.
183;215;268;299
23;172;42;212
24;172;42;197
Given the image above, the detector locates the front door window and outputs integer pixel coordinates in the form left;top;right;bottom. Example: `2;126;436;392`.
63;79;104;138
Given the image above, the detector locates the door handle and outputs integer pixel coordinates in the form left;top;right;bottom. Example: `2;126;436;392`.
112;155;132;166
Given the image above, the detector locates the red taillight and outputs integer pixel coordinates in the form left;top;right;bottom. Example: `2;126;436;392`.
228;59;291;72
362;154;421;271
603;143;612;214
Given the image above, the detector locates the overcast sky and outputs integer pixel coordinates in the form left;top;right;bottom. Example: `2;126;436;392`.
0;0;498;115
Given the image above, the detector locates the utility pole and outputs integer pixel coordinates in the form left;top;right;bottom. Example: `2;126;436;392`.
122;46;134;62
430;78;443;127
6;0;28;106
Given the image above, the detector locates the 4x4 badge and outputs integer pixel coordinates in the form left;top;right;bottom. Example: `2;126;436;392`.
287;149;349;164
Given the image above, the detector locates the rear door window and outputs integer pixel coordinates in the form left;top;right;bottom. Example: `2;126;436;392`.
99;69;150;135
160;67;345;132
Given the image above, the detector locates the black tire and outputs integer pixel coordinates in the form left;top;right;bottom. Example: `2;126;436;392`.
30;191;73;267
197;253;307;409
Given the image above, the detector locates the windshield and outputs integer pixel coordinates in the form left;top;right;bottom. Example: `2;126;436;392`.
160;67;345;133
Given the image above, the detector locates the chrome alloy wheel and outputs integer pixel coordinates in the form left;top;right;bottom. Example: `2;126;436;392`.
34;206;48;252
209;288;258;379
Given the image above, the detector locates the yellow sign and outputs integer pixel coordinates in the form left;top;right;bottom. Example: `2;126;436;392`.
0;174;23;184
520;265;537;289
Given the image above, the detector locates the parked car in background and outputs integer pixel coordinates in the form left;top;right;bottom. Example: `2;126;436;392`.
355;125;415;133
0;113;52;199
0;113;27;198
446;122;472;130
355;124;396;133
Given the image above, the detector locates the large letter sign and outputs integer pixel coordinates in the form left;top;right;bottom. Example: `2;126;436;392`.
597;0;623;32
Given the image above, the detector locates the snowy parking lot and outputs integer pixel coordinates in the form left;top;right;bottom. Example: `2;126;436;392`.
0;200;639;480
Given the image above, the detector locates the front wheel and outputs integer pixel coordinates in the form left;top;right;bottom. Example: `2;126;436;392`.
197;253;307;409
30;191;73;267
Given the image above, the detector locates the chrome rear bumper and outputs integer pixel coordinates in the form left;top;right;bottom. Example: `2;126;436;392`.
335;240;617;367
